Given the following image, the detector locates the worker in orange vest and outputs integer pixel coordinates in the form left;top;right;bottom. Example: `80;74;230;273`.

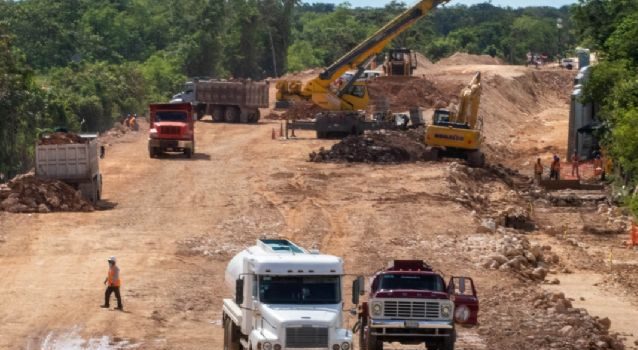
534;158;543;184
101;256;123;310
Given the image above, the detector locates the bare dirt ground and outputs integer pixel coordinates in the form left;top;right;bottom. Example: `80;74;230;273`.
1;61;637;350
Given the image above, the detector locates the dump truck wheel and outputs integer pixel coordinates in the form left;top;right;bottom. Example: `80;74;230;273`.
223;317;240;350
224;106;240;123
213;106;225;122
184;148;193;159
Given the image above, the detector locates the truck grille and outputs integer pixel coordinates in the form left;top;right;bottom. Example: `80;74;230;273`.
159;126;181;135
383;300;440;319
285;326;329;348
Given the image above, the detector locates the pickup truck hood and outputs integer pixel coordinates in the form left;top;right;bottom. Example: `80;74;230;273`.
373;290;449;299
260;304;340;327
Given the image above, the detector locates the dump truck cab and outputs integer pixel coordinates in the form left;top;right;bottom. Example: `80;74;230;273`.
353;260;478;350
148;103;195;158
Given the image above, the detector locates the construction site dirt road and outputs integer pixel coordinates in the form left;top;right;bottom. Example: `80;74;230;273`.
1;59;637;350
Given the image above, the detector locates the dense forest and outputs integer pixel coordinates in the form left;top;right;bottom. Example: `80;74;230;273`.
1;0;635;215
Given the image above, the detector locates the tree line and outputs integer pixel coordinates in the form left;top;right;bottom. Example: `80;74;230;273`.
0;0;576;178
572;0;638;215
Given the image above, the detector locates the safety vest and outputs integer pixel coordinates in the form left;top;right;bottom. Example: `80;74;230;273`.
108;266;121;287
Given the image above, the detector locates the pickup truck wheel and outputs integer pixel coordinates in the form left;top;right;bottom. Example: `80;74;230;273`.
184;148;193;159
364;326;382;350
437;329;456;350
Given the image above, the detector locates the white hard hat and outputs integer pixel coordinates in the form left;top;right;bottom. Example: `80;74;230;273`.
108;256;116;262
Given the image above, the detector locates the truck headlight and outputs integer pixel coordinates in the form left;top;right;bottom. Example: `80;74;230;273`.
263;342;272;350
371;302;383;316
441;304;451;318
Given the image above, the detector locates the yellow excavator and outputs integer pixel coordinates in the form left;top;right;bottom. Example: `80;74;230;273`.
275;0;449;111
424;71;485;167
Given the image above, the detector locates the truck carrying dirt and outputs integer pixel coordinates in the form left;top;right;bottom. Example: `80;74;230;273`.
148;102;195;158
171;79;269;123
35;132;103;203
353;260;479;350
222;238;352;350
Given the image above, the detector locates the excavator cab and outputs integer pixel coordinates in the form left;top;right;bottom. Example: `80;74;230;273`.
340;81;370;111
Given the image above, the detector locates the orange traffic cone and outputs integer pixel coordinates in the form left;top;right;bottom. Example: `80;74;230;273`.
272;128;276;140
628;222;638;247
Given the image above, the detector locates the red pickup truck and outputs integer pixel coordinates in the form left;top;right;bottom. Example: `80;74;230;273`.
353;260;479;350
148;103;195;158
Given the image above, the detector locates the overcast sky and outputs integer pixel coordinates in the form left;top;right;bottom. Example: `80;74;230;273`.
314;0;576;8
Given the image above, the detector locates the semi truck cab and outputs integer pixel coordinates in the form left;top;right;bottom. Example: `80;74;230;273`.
223;239;353;350
148;103;195;158
353;260;478;350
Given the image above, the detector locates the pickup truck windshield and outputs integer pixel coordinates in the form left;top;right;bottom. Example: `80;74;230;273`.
155;111;187;122
378;274;444;292
259;276;341;304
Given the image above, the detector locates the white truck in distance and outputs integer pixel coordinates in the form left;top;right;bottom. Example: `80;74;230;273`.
222;239;353;350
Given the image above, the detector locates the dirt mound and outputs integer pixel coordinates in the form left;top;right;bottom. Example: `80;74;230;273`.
265;102;323;120
309;130;429;163
437;52;504;65
38;132;87;145
0;173;94;213
368;76;450;110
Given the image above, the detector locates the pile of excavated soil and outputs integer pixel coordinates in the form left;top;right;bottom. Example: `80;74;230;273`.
368;76;451;110
38;132;87;145
437;52;504;65
309;130;429;163
0;173;93;213
265;102;323;120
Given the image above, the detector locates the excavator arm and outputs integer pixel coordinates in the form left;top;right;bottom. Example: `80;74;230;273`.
451;72;482;128
277;0;449;111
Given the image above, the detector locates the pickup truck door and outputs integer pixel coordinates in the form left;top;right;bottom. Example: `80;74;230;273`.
447;276;479;325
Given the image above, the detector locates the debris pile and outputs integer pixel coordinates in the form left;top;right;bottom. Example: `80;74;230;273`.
309;130;429;163
480;287;625;350
437;52;504;65
265;102;323;120
497;205;534;230
367;77;449;110
527;291;624;349
38;132;87;145
0;173;93;213
481;234;560;281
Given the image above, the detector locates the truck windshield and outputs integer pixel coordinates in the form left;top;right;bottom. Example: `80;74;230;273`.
378;274;444;292
155;111;187;122
259;276;341;304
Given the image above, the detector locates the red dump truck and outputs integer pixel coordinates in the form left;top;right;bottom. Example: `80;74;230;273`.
170;79;269;123
352;260;479;350
148;103;195;158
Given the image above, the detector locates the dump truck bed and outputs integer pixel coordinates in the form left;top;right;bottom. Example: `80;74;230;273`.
35;139;99;181
195;80;269;108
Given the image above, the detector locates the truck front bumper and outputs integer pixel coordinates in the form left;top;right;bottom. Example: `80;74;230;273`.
370;319;454;338
148;139;193;150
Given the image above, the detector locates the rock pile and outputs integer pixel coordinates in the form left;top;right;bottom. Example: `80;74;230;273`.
498;205;534;230
481;234;560;281
0;173;93;213
528;291;624;349
479;287;625;350
309;130;429;163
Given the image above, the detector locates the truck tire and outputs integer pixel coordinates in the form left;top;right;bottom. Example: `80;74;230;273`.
196;104;206;120
364;326;382;350
184;147;193;159
247;110;260;123
213;106;225;123
224;106;240;123
223;318;240;350
438;329;456;350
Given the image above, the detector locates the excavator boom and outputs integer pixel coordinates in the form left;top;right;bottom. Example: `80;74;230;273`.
277;0;449;111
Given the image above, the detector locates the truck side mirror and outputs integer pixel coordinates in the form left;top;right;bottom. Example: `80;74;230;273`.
352;276;365;305
235;278;244;305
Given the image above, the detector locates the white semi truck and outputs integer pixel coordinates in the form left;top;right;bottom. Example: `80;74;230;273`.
222;239;353;350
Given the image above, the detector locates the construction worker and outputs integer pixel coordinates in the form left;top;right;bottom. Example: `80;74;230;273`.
571;151;580;179
101;256;123;310
550;155;561;180
534;158;543;184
